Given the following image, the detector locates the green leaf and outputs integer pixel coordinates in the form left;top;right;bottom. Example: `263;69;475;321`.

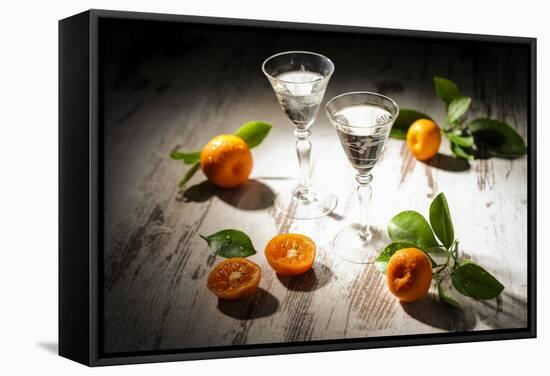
425;245;449;258
178;162;200;188
375;241;437;274
388;210;439;250
429;193;455;249
437;282;461;308
469;118;527;157
434;76;461;106
200;229;257;258
451;261;504;299
234;121;272;149
390;109;432;139
446;132;474;148
446;96;471;124
170;150;201;165
450;141;474;161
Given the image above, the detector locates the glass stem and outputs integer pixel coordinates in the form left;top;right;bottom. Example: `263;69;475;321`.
356;173;373;240
295;129;312;201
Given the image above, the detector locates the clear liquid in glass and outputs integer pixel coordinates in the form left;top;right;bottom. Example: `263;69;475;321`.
274;71;326;130
333;104;393;175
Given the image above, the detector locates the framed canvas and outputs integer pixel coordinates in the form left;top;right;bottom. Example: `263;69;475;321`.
59;9;536;366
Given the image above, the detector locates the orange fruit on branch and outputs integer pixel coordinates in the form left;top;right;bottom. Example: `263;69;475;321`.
265;234;316;276
200;134;253;188
406;119;441;161
207;258;261;300
386;247;432;302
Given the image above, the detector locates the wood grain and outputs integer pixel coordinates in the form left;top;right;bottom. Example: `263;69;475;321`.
100;22;529;353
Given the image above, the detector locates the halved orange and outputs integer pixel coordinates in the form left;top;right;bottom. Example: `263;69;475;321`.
265;234;316;276
207;258;261;300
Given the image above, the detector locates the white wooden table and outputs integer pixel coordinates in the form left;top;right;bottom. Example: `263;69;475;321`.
101;24;528;353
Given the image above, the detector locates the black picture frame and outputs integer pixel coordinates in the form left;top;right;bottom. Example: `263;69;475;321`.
59;9;537;367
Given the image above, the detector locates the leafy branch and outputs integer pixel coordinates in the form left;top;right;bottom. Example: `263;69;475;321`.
170;120;272;188
390;76;527;160
375;193;504;307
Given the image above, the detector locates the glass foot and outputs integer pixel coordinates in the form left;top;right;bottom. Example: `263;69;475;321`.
274;186;337;220
331;225;386;264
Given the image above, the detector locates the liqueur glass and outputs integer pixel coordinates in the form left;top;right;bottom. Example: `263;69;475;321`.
325;92;399;263
262;51;337;219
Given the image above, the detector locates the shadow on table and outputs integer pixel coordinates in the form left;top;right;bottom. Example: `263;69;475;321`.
181;179;275;210
475;289;528;329
453;251;528;328
217;288;279;320
253;176;292;181
401;293;477;331
36;341;58;354
276;263;333;292
424;153;471;172
327;211;346;221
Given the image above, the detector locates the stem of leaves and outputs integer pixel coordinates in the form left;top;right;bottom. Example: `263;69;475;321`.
383;192;505;303
451;240;459;269
433;239;458;277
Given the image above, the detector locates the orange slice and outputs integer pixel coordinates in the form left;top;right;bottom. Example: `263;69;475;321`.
207;258;261;300
265;234;316;276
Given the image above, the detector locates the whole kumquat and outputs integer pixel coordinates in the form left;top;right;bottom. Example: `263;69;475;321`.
386;247;433;302
406;119;441;161
200;134;253;188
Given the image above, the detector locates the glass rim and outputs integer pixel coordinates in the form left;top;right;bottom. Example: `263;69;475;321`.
325;91;400;128
261;50;335;84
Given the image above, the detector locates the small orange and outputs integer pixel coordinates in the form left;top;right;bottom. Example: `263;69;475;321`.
386;248;432;302
200;134;253;188
265;234;316;276
207;258;261;300
406;119;441;161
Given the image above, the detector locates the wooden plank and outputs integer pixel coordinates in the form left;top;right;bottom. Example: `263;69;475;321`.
101;25;528;353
